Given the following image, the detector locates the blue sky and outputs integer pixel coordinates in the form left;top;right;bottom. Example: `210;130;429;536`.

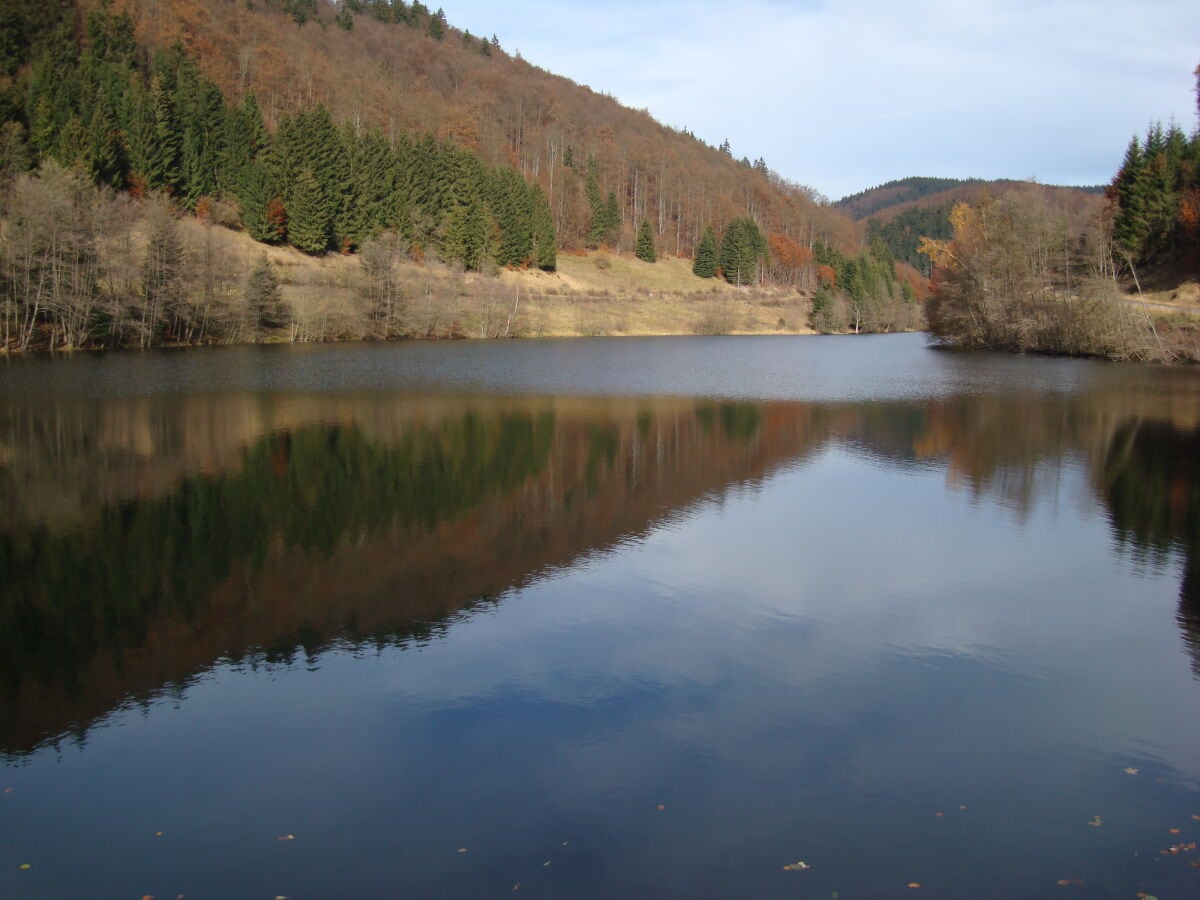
441;0;1200;200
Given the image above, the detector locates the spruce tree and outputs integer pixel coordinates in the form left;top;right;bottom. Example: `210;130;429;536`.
720;217;767;286
236;163;285;243
428;8;446;40
490;166;533;267
247;253;290;336
692;226;717;278
635;218;656;262
530;182;556;271
288;168;331;253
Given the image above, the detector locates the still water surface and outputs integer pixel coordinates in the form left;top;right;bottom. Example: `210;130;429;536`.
1;334;1198;898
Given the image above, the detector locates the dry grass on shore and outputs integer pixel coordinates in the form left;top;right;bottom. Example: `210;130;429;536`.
252;238;816;340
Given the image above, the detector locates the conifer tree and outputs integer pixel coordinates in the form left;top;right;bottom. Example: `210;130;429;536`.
428;8;447;40
635;219;656;262
84;89;127;187
490;166;533;267
692;225;717;278
236;163;285;243
1114;133;1151;256
246;253;290;336
530;183;556;271
720;217;767;286
288;168;331;253
584;163;619;246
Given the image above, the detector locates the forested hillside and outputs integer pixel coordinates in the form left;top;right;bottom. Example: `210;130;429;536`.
839;177;1104;273
836;177;975;221
6;0;852;256
0;0;926;349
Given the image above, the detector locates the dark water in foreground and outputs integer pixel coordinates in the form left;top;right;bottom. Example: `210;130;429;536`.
1;334;1198;899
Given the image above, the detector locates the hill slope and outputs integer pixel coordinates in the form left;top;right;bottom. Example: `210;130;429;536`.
108;0;854;255
843;177;1105;272
837;176;1104;222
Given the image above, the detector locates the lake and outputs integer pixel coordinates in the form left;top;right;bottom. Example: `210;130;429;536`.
1;333;1198;899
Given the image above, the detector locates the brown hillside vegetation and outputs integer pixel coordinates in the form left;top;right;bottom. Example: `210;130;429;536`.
107;0;854;255
862;180;1102;227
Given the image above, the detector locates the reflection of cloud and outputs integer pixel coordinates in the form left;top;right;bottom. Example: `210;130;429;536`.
444;0;1200;197
385;450;1200;778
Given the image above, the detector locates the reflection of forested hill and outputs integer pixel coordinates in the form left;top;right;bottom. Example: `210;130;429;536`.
0;396;830;756
3;388;1198;757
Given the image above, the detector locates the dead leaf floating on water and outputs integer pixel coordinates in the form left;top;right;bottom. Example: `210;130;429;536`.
19;864;30;870
1169;828;1181;834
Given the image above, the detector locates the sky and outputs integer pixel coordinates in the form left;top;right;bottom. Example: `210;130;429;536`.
439;0;1200;200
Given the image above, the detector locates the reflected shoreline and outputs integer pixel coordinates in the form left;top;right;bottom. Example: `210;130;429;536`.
2;389;1198;758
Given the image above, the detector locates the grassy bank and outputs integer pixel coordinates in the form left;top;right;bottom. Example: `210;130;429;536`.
262;244;817;341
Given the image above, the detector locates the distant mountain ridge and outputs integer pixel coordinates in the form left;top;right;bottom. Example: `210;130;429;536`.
837;176;1105;222
840;177;1105;273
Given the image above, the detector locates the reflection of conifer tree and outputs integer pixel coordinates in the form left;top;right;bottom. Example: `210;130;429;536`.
1101;419;1200;676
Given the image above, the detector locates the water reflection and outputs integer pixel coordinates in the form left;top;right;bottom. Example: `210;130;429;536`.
2;388;1197;759
1100;419;1200;674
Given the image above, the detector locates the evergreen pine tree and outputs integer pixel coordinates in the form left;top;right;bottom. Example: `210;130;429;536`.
147;73;183;193
1113;135;1150;255
530;182;556;271
692;226;717;278
288;168;331;253
246;253;290;336
720;217;767;286
489;166;533;266
236;163;285;243
84;88;127;187
635;218;656;262
428;8;446;40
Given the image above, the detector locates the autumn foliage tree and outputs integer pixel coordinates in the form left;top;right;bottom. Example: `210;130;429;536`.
920;191;1158;358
